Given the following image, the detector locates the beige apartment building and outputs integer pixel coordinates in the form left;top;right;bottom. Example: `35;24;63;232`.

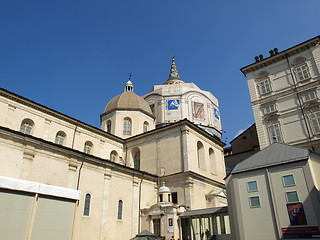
241;36;320;152
226;143;320;240
0;57;229;240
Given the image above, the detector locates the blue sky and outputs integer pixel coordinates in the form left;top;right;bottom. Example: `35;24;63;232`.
1;0;320;145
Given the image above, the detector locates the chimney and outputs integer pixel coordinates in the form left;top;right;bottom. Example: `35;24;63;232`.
255;56;260;62
274;48;278;54
259;54;264;61
269;50;274;56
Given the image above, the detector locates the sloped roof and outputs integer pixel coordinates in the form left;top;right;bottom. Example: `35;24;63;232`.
179;206;228;217
136;230;156;236
232;143;309;174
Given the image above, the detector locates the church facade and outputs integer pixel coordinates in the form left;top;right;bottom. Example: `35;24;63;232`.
0;57;227;240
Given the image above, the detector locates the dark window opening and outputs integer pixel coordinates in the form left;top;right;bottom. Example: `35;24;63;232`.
172;192;178;204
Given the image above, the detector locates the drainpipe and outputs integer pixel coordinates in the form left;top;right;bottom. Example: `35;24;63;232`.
76;156;85;190
71;124;78;149
285;54;312;141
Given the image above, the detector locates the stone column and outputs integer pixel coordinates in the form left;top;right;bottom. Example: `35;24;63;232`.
180;127;189;172
173;208;179;240
4;104;16;128
149;217;154;233
67;162;77;189
100;172;112;240
184;180;194;209
19;145;35;180
131;177;140;235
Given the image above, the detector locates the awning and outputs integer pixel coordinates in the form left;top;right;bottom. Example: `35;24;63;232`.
179;206;228;218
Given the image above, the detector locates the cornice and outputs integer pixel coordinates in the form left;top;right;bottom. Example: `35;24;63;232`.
159;171;225;189
0;88;124;143
0;125;156;180
125;119;225;147
241;36;320;75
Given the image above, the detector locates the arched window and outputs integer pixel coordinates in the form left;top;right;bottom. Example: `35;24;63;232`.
197;141;205;169
143;121;149;133
191;96;205;120
83;193;91;216
20;119;34;135
123;118;132;135
84;141;93;154
117;200;123;220
209;148;216;174
106;120;111;133
55;131;66;145
110;150;118;162
132;148;140;170
147;99;156;116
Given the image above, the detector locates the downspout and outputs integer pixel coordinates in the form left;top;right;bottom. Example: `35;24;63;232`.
285;54;312;141
76;156;85;190
71;124;78;149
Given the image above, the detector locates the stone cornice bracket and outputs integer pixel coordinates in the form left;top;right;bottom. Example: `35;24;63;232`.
68;163;78;171
104;172;112;180
23;145;35;161
263;112;280;121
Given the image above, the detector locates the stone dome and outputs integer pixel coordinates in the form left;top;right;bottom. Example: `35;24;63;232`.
158;184;170;193
104;91;154;118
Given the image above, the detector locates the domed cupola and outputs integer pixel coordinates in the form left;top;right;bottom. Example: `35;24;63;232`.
158;182;172;203
101;77;155;138
144;56;222;139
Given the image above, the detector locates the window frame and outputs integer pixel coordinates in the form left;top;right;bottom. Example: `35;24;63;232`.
249;196;261;208
282;174;295;187
143;121;148;133
83;193;91;216
247;181;258;192
55;131;66;145
84;141;93;154
123;118;132;135
117;200;123;220
258;78;272;95
267;122;283;143
309;111;320;134
286;191;299;203
264;104;276;115
20;119;34;135
106;120;111;133
295;63;311;82
302;91;317;103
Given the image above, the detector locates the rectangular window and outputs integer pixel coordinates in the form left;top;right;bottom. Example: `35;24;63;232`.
309;111;320;134
259;79;271;94
296;64;310;81
268;123;282;143
216;215;231;235
171;192;178;204
264;104;276;114
302;91;317;102
247;181;258;192
249;196;260;207
283;175;295;187
286;191;299;203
